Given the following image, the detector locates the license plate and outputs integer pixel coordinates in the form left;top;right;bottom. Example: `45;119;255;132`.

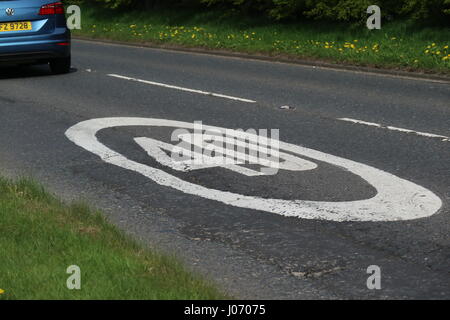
0;21;32;32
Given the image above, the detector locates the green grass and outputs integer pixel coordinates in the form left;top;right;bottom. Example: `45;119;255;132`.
0;177;226;300
73;7;450;74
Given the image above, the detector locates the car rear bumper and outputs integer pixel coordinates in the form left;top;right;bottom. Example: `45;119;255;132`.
0;49;68;64
0;28;70;64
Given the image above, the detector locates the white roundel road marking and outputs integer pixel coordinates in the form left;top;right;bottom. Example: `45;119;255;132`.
65;117;442;222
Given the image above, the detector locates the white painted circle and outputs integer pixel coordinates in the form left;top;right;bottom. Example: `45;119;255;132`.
65;117;442;222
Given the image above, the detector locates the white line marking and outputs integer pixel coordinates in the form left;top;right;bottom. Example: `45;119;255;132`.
65;117;442;222
338;118;450;142
107;74;257;104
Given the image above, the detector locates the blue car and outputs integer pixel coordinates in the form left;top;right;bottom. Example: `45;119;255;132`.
0;1;71;74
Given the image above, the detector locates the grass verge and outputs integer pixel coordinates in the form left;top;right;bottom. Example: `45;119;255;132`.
73;7;450;75
0;177;226;300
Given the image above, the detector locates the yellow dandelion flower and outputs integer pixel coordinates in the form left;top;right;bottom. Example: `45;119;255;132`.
0;289;4;294
444;45;449;49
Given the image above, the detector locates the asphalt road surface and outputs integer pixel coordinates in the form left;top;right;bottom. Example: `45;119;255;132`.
1;39;449;299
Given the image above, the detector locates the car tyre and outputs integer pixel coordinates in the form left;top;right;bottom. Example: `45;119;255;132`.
49;56;71;74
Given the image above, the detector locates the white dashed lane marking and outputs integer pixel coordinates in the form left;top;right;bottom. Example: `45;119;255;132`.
107;73;257;104
103;72;449;143
338;118;450;142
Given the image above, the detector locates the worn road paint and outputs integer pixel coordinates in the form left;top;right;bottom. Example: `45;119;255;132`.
107;74;257;104
65;117;442;222
338;118;450;142
135;133;317;177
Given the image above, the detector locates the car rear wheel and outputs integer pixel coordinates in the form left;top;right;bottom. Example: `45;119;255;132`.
49;56;71;74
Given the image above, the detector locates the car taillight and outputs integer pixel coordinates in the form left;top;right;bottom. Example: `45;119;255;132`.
39;2;64;15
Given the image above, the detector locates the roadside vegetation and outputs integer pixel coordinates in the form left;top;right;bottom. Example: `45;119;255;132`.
70;2;450;74
0;177;226;300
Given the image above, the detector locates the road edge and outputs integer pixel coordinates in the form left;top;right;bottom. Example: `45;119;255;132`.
73;36;450;84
